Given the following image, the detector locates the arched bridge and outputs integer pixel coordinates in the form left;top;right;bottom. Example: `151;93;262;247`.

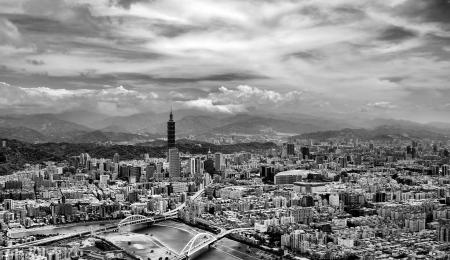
174;227;255;260
116;188;206;231
179;232;216;256
118;214;154;229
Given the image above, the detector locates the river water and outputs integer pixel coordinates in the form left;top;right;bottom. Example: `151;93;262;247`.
12;220;279;260
112;221;278;260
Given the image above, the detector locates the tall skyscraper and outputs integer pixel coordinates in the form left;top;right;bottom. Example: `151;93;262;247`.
169;148;181;177
215;152;224;172
189;157;197;176
287;143;295;156
167;110;176;148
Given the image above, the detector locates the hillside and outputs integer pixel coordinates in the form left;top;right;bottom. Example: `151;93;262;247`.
0;114;90;141
294;125;450;141
0;126;48;143
1;111;450;143
0;139;277;175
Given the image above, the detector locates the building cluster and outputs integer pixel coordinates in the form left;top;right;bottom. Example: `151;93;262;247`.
0;112;449;259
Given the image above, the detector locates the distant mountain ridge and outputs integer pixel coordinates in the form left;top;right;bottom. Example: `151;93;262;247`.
0;110;449;143
295;124;450;141
0;114;159;143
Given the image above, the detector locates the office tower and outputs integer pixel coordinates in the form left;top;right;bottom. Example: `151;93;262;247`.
99;174;110;187
167;110;176;148
204;158;215;174
113;153;120;163
300;147;310;159
146;164;156;179
442;165;449;176
189;157;197;176
169;148;181;177
195;157;203;174
437;219;450;242
339;157;348;168
287;143;295;156
155;162;164;180
260;165;275;182
156;162;163;174
4;199;14;210
215;152;224;171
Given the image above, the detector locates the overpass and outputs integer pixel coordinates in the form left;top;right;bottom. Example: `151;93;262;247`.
163;188;205;217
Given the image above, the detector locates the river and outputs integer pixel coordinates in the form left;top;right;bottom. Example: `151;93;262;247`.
103;220;279;260
11;220;280;260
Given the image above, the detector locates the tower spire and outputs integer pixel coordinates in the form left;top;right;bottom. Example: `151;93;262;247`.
167;106;176;148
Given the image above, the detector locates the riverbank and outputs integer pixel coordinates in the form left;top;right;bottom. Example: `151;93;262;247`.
8;219;118;239
100;231;179;260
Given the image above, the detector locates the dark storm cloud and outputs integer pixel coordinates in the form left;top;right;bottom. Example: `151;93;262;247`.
286;51;323;61
93;72;268;84
377;26;417;42
6;14;100;37
21;0;103;35
380;76;407;83
0;69;267;90
61;40;166;60
153;22;206;38
396;0;450;24
110;0;149;10
26;59;45;66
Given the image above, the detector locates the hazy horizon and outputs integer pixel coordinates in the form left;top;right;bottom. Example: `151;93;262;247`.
0;0;449;123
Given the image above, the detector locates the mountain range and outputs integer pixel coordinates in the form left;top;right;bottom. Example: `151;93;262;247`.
0;110;449;143
294;124;450;142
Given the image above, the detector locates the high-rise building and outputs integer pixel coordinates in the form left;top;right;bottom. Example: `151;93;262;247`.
189;157;199;176
300;147;310;159
215;152;224;172
437;219;450;242
145;164;156;180
339;157;348;168
260;165;275;182
195;157;203;174
442;165;449;176
287;143;295;156
167;110;176;148
113;153;120;163
169;148;181;177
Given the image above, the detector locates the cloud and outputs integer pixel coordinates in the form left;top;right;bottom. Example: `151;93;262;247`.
367;101;397;109
0;82;159;115
110;0;149;10
178;85;305;113
377;26;417;42
179;99;246;114
0;18;22;45
26;59;45;65
0;0;449;122
394;0;450;24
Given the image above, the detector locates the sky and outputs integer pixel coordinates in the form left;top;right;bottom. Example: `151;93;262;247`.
0;0;449;123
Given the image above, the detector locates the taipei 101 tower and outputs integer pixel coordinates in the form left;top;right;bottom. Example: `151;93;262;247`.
167;109;176;148
167;109;180;177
